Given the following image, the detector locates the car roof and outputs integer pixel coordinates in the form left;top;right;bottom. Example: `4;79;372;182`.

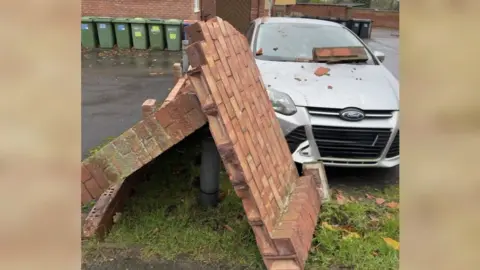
253;16;342;27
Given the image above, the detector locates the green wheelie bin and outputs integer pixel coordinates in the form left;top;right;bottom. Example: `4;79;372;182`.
94;17;115;48
164;19;182;51
147;19;165;50
81;16;98;48
130;18;149;49
112;18;132;49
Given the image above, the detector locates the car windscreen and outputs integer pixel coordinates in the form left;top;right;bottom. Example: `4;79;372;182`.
253;23;372;63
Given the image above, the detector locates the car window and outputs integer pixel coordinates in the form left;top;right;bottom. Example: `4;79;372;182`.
245;23;255;44
253;23;371;62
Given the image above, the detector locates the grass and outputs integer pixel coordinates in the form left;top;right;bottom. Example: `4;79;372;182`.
82;133;399;270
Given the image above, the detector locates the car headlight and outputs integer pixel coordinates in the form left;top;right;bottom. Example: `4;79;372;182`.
266;89;297;116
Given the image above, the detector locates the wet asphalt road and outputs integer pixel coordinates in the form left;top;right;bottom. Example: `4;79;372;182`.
81;50;182;159
81;28;399;269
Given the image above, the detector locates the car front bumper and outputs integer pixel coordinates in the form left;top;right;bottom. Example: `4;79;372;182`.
278;107;400;168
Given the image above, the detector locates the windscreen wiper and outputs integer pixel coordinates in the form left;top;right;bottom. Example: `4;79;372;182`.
326;58;369;64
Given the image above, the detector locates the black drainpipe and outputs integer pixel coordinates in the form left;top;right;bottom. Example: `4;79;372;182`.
199;128;221;207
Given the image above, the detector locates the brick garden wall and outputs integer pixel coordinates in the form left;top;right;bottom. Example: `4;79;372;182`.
350;8;399;29
81;0;200;20
275;3;399;29
81;79;206;204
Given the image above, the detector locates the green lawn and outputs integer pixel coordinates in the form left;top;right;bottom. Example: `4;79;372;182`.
82;135;399;270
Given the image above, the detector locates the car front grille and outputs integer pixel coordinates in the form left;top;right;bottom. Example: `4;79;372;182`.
312;126;391;159
386;131;399;158
285;125;393;160
285;126;307;153
307;107;394;119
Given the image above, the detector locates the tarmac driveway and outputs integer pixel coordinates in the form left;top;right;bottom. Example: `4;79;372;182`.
81;50;182;159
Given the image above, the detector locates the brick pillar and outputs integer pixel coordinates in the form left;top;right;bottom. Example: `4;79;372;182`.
173;63;182;84
141;99;157;119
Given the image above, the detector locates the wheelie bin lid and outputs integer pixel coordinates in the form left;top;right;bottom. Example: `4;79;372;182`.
130;17;147;23
354;19;373;24
146;18;165;24
164;19;183;25
93;17;113;22
112;17;131;23
81;16;96;22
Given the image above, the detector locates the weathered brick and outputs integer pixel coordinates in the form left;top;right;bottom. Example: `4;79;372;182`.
101;143;132;179
142;99;157;119
252;225;278;256
84;178;103;199
82;164;92;183
81;183;93;204
142;137;163;158
270;259;301;270
83;155;110;189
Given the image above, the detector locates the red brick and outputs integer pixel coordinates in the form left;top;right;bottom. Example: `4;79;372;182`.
83;156;110;191
84;178;103;199
143;115;173;150
81;164;92;183
252;225;278;256
141;99;156;118
270;260;300;270
201;66;223;104
81;183;93;204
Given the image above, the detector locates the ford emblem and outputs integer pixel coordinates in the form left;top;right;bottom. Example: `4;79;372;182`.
339;108;365;121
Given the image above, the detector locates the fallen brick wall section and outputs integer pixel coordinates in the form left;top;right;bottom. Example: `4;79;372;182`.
185;17;321;270
82;78;208;238
81;78;207;204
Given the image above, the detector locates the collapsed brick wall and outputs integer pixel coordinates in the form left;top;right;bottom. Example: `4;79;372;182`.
83;78;208;238
275;4;399;29
81;0;200;20
185;17;321;270
81;78;206;204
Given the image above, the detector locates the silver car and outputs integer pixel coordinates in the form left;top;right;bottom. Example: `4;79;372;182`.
245;17;399;168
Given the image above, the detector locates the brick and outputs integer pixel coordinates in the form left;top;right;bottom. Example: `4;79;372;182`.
132;121;152;142
81;164;92;183
142;137;162;159
101;143;133;179
141;99;157;118
172;63;182;84
83;155;110;191
84;178;103;199
81;183;93;204
144;115;173;150
270;260;300;270
252;225;278;256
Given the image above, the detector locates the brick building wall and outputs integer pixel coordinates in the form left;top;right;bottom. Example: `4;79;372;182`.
350;8;399;29
275;3;399;29
81;0;200;20
82;0;271;22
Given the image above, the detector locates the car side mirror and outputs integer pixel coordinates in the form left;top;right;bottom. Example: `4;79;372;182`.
374;51;385;62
